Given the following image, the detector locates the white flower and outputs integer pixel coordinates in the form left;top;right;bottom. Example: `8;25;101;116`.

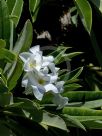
52;94;68;109
20;45;68;109
22;71;58;100
42;56;54;67
29;45;41;54
19;45;42;72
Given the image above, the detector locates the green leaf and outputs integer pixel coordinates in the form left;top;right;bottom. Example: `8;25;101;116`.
60;67;83;82
0;48;16;62
13;20;33;54
81;99;102;109
58;52;83;64
62;114;86;131
74;0;92;33
82;120;102;129
10;0;23;27
0;39;6;48
63;107;102;116
68;116;102;129
5;20;33;90
6;0;16;14
29;0;40;23
0;74;8;93
63;91;102;102
64;52;83;60
7;59;23;91
52;46;71;64
73;116;102;122
0;0;10;48
64;83;82;91
89;0;102;13
41;111;68;131
0;92;13;107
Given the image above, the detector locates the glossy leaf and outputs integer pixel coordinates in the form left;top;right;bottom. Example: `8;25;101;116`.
81;99;102;109
62;114;86;130
58;52;83;64
63;107;102;116
0;48;16;62
82;120;102;129
63;91;102;102
29;0;40;23
11;0;23;27
6;20;33;90
60;67;83;82
64;83;82;91
70;116;102;129
74;0;92;33
0;0;10;48
7;59;23;91
13;20;33;54
6;0;16;14
41;111;68;131
73;116;102;122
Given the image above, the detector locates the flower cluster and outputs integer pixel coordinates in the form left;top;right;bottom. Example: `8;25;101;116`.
19;45;68;109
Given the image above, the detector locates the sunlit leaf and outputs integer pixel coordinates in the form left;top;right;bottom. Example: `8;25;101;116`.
63;91;102;102
74;0;92;33
60;67;83;82
13;20;33;54
0;48;16;62
63;107;102;116
64;83;82;91
81;99;102;109
11;0;23;27
41;111;68;131
29;0;40;23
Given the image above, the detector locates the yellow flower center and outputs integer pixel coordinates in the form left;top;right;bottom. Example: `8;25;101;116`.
38;79;45;85
29;61;36;68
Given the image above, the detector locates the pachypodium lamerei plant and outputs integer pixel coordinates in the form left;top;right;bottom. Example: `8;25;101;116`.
19;45;68;109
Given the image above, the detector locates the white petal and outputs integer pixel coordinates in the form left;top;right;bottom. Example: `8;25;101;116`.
34;52;42;70
52;94;68;109
29;45;40;54
41;67;49;74
19;52;31;63
31;85;44;100
22;74;28;87
50;75;58;83
56;81;65;93
23;53;42;72
55;67;60;72
48;63;56;74
44;84;58;93
43;56;54;62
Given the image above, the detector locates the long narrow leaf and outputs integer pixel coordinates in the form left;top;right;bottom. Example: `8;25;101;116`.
74;0;92;33
0;0;10;48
